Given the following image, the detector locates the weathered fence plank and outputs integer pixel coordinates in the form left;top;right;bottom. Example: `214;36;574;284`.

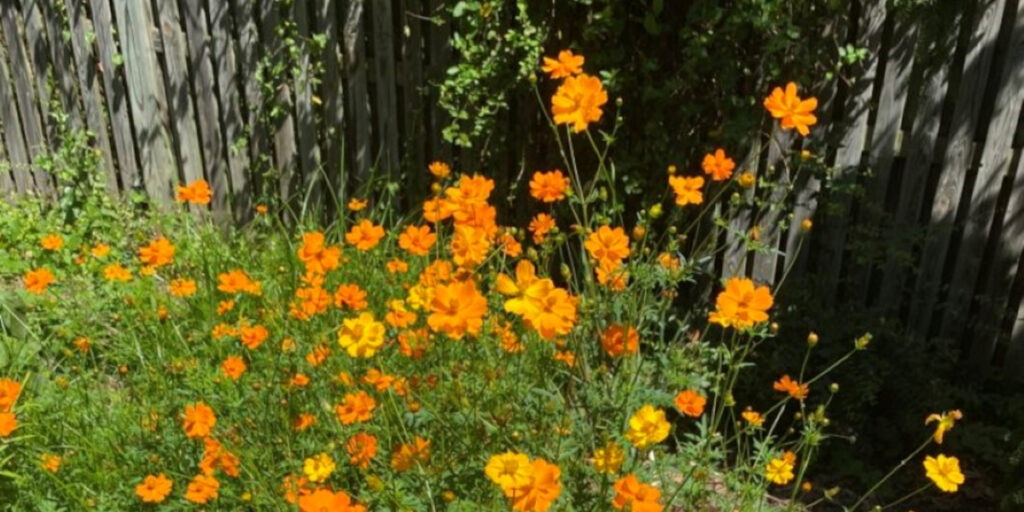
258;0;298;210
751;128;794;285
943;1;1024;354
181;0;230;216
1002;154;1024;372
114;0;177;204
208;0;251;220
371;0;399;178
19;0;55;146
0;21;34;193
293;0;323;213
909;0;1008;335
345;0;372;183
155;0;207;206
401;0;429;208
320;0;346;212
39;1;82;131
90;0;139;193
233;0;266;218
2;2;52;196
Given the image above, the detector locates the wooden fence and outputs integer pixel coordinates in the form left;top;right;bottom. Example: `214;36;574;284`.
1;0;1023;376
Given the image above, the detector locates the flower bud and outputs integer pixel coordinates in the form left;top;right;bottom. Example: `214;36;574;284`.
528;73;537;84
770;322;780;334
615;97;623;107
855;333;872;350
807;332;819;347
801;219;813;232
649;204;663;219
632;225;646;240
830;382;839;394
667;164;677;175
800;150;812;160
738;172;755;189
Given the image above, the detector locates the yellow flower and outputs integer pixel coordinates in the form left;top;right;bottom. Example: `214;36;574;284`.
302;452;335;483
551;74;608;133
765;457;795;485
485;452;533;490
738;172;756;189
668;175;704;206
625;405;670;449
925;410;962;445
337;312;386;358
592;441;624;475
924;454;964;493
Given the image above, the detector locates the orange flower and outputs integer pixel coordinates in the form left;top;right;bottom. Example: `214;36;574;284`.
742;407;765;427
398;225;437;256
529;213;557;244
221;356;246;381
184;473;219;504
702;149;736;181
504;458;562;512
217;269;261;295
135;473;173;503
668;176;704;206
763;82;818;136
183;402;217;438
0;411;17;437
612;474;663;512
498;232;523;257
398;329;431;359
386;258;409;274
41;234;63;251
103;263;132;282
773;374;809;400
290;373;311;388
673;390;707;418
345;220;385;250
427;279;488;339
428;161;451;179
217;300;235;316
200;437;240;477
708;277;773;329
306;345;331;367
176;179;212;205
139;237;175;268
450;225;492;268
386;299;417;328
255;204;269;215
23;268;55;294
298;488;367;512
585;225;630;264
445;174;495;209
348;198;368;211
423;197;453;223
91;242;111;258
335;391;376;425
293;413;316;431
551;73;608;133
298;232;341;274
169;278;197;298
541;49;584;79
239;324;269;350
529;170;571;202
334;283;368;310
601;324;639;357
390;436;431;472
41;453;62;473
346;432;378;469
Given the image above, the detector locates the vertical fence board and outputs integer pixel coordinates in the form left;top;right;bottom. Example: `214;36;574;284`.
371;0;399;178
0;117;12;195
233;0;266;217
293;0;323;213
817;0;886;306
155;0;206;200
208;0;251;220
320;0;346;213
114;0;176;204
401;0;428;207
181;0;229;216
909;0;1008;334
90;0;138;193
258;0;298;209
2;3;52;196
1003;154;1024;372
19;0;54;145
345;0;371;183
425;0;449;163
751;129;794;284
0;35;33;193
723;135;762;277
39;1;82;130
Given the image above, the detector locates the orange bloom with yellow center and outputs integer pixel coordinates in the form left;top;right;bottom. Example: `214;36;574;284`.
708;277;773;329
668;176;704;206
135;473;173;503
345;432;378;469
217;269;261;295
612;474;663;512
348;198;368;211
673;389;707;418
139;237;175;268
335;391;376;425
504;458;562;512
23;268;55;294
183;402;217;438
221;356;246;381
763;82;818;136
601;324;639;357
41;234;63;251
91;243;111;258
529;213;556;244
529;170;571;202
773;374;809;400
176;179;212;205
239;324;269;350
398;225;437;256
551;73;608;133
184;473;219;504
299;488;367;512
103;263;132;282
451;225;492;268
333;283;368;310
702;149;736;181
345;220;385;250
427;279;488;339
169;278;197;298
390;436;431;472
585;225;630;264
428;161;451;179
298;232;341;274
541;49;584;79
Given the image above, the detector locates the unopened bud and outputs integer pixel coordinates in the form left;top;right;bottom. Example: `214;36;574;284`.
807;332;819;347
